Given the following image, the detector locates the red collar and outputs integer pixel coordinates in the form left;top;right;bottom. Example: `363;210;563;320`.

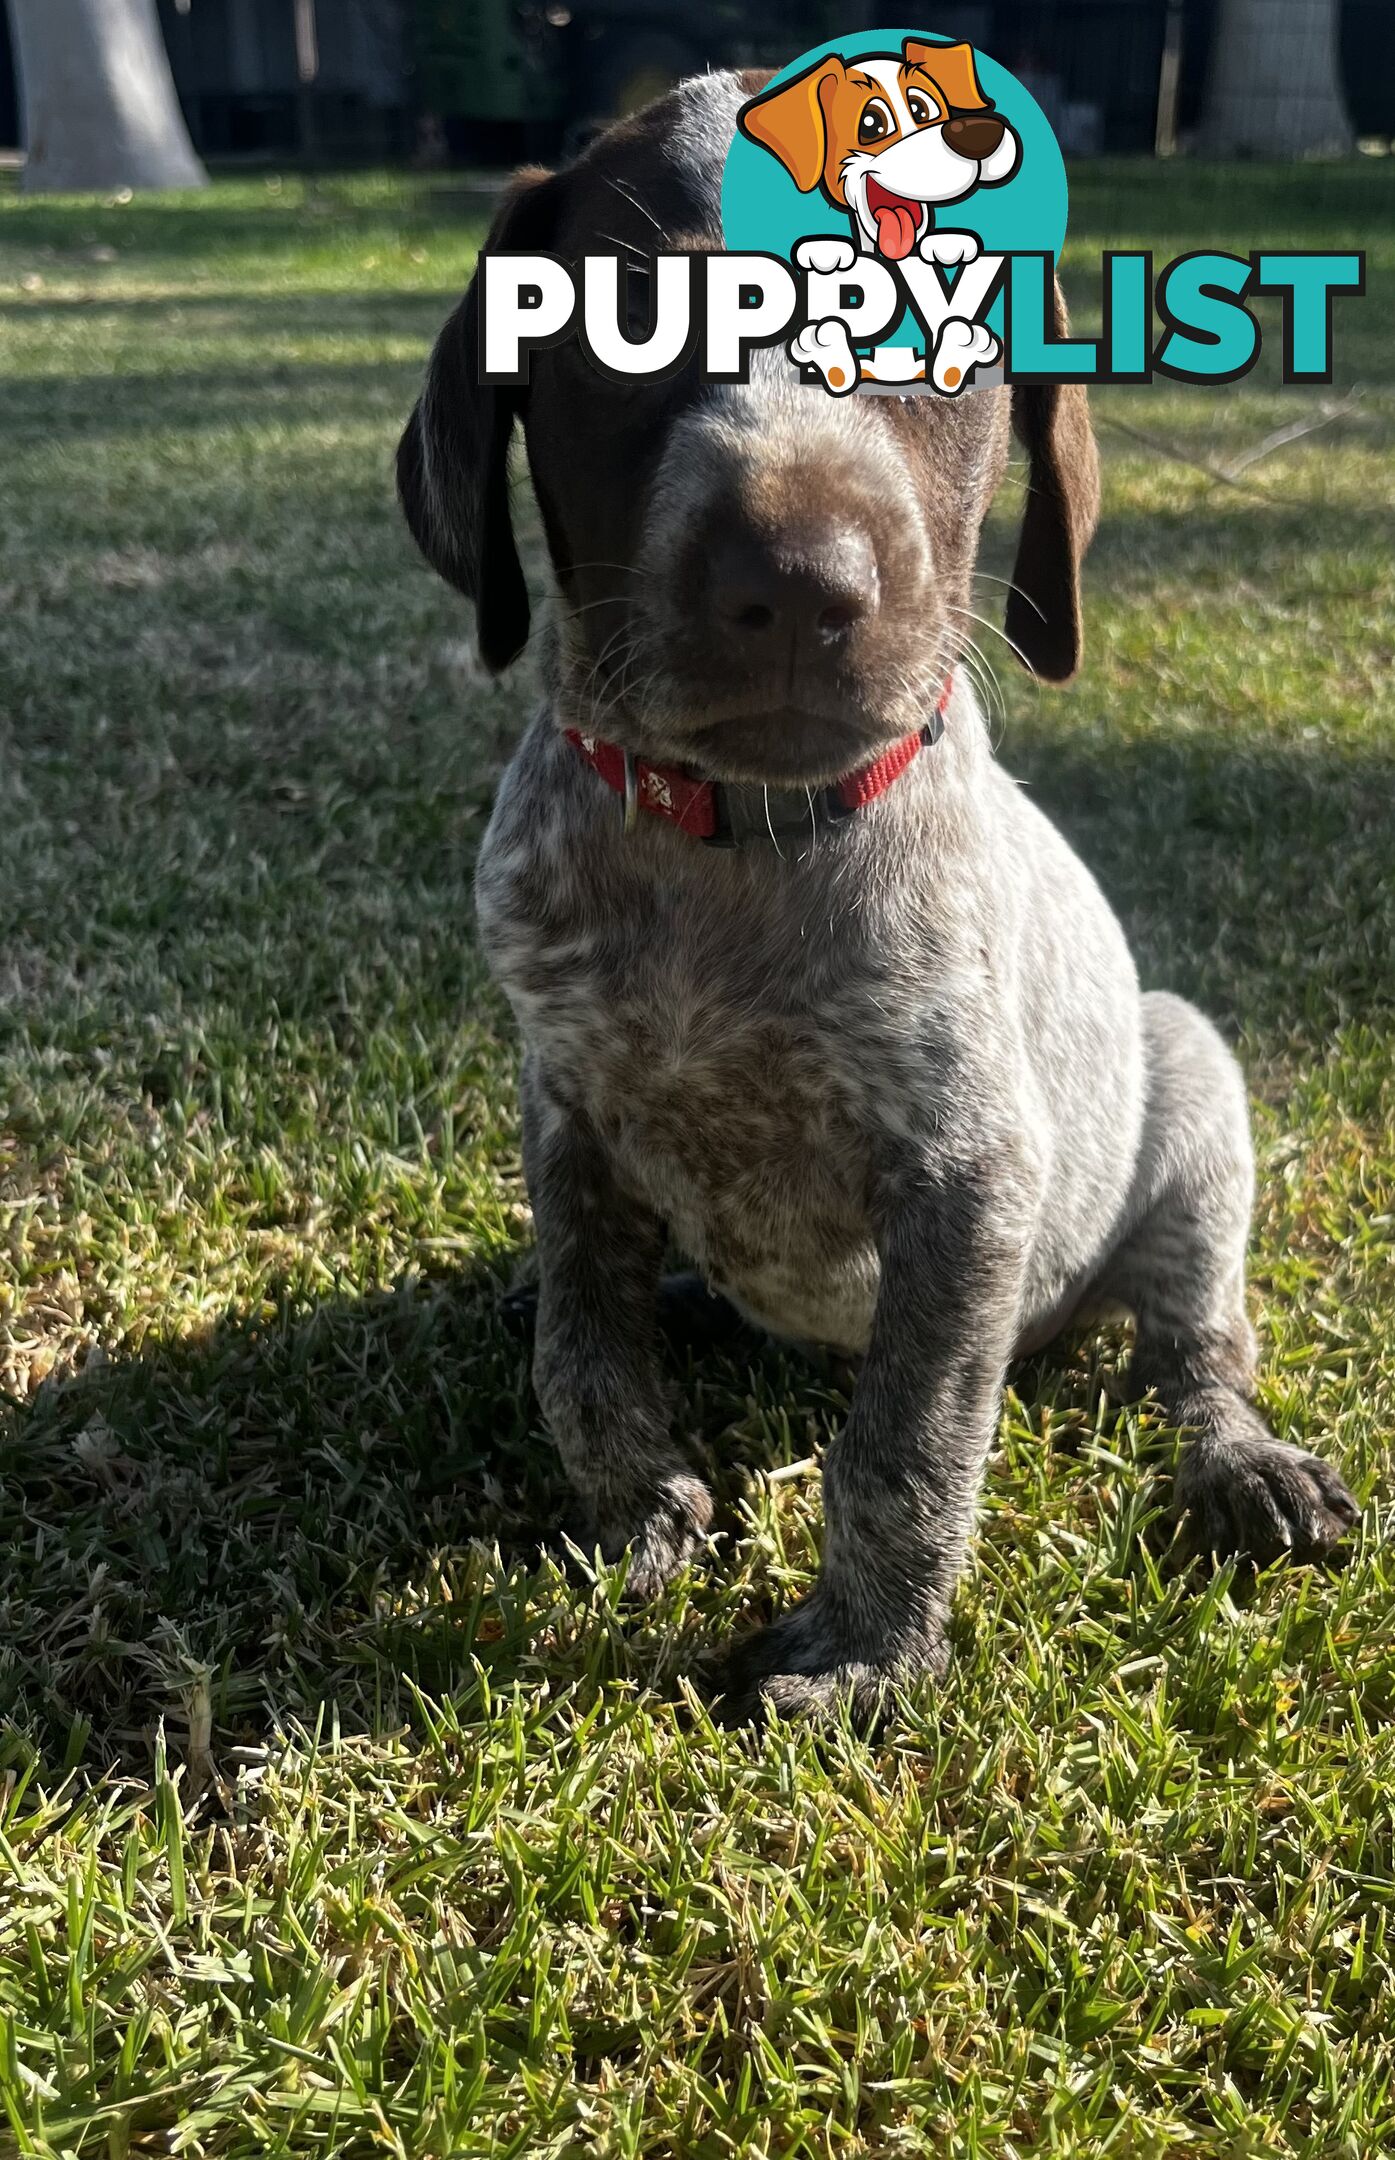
565;677;951;848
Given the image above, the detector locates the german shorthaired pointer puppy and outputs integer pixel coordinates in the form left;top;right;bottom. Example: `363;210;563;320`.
397;72;1358;1720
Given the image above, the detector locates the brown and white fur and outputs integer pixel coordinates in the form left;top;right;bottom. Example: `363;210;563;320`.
396;72;1358;1722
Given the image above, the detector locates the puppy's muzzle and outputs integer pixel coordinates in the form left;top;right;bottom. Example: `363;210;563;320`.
943;112;1006;160
707;518;880;663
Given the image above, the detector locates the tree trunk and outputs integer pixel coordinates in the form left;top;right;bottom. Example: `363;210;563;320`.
7;0;207;194
1198;0;1354;157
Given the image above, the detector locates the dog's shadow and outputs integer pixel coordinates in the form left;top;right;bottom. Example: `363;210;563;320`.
0;1255;1139;1773
0;1266;777;1769
1;1265;548;1775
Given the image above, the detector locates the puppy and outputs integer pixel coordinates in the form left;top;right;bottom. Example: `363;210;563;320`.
397;73;1358;1721
739;38;1020;262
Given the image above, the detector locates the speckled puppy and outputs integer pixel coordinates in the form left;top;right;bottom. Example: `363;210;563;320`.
397;73;1358;1720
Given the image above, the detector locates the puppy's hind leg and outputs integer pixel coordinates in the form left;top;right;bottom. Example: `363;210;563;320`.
1097;993;1358;1563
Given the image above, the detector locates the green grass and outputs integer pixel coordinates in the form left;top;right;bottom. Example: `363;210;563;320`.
0;160;1393;2156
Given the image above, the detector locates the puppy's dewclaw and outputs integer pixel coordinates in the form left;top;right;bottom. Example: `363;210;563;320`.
789;316;861;394
932;316;999;393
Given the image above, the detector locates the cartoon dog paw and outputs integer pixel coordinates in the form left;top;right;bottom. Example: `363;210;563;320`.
793;236;858;276
918;229;981;267
789;317;861;395
932;316;1000;393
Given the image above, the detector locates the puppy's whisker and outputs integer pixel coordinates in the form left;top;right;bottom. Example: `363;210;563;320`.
947;634;1002;739
966;593;1046;693
962;661;1000;747
970;568;1047;621
958;633;1002;716
573;621;640;716
611;662;667;729
586;648;640;718
567;618;627;688
566;560;652;579
589;659;642;727
566;597;641;624
584;633;660;733
603;176;665;237
760;784;787;862
950;602;1036;682
963;645;1005;737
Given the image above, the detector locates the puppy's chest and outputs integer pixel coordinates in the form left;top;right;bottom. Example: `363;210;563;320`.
487;860;897;1269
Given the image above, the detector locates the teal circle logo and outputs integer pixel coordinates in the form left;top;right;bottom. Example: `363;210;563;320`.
722;29;1067;262
722;29;1067;366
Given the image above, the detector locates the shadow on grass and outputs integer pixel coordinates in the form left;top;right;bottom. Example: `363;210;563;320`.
3;361;427;445
1086;493;1395;583
1018;732;1395;1048
0;288;457;445
0;1262;852;1773
0;1266;553;1774
0;177;485;265
0;288;459;326
1064;157;1395;248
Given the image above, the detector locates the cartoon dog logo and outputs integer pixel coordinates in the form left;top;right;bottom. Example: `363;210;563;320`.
737;38;1021;394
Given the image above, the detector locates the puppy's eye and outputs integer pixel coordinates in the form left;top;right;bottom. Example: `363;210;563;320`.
906;89;936;126
857;99;895;145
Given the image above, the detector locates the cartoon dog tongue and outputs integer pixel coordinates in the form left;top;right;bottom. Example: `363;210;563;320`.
874;198;919;260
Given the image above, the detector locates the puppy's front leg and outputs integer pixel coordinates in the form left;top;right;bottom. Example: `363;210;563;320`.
523;1059;714;1598
726;1150;1030;1722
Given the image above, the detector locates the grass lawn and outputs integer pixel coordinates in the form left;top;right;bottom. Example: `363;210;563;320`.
0;156;1393;2156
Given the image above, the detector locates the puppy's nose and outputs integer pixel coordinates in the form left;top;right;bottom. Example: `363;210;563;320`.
944;112;1005;159
709;524;879;648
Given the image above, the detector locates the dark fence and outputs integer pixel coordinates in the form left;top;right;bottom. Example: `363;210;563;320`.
0;1;1391;160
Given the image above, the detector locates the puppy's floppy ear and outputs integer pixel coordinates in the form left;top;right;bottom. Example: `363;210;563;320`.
738;59;844;193
396;168;556;673
1006;285;1100;683
903;39;990;113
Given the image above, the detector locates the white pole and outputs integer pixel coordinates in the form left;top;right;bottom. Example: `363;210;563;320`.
7;0;208;194
1198;0;1354;158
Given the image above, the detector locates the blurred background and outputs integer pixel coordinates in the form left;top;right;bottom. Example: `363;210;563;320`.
1;0;1393;190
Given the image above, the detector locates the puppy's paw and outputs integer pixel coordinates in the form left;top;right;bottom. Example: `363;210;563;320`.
588;1460;714;1601
1174;1415;1359;1566
793;235;857;275
717;1593;947;1729
931;317;1000;394
918;228;980;266
788;317;861;395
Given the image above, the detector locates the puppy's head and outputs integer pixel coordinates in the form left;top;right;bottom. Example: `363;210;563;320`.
398;72;1095;788
739;41;1020;259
